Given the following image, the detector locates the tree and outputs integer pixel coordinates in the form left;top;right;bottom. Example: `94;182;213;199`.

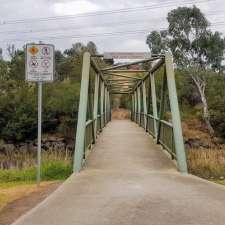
146;30;168;54
8;50;25;81
86;41;98;55
0;60;9;80
146;5;225;136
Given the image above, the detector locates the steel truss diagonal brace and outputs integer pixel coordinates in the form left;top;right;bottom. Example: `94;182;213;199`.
73;52;91;173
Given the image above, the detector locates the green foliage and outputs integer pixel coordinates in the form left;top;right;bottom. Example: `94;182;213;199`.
206;74;225;138
0;161;72;183
146;30;168;54
147;5;225;69
8;50;25;80
0;41;98;142
0;82;37;141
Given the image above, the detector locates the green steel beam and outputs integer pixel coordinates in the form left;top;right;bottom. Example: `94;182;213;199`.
93;73;100;141
100;81;105;129
134;91;138;122
131;94;134;121
102;57;161;71
103;72;142;80
110;92;131;94
109;89;134;92
106;70;148;73
132;58;164;92
106;79;138;82
87;85;95;146
107;83;135;87
104;87;108;125
142;81;147;129
109;86;136;89
150;73;158;137
156;71;167;144
165;52;188;173
109;87;134;90
73;52;91;173
137;87;141;125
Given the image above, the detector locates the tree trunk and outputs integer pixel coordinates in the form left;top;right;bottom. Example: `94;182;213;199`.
191;75;214;136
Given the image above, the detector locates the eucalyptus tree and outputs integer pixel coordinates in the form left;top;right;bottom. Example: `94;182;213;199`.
146;6;225;136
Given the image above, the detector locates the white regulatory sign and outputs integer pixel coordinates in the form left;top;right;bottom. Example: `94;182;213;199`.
26;44;55;82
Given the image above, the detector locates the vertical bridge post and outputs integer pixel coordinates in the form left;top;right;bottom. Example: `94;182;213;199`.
137;87;141;125
73;52;91;173
134;91;137;123
142;81;147;130
150;73;158;138
100;81;105;129
165;52;188;173
93;73;100;142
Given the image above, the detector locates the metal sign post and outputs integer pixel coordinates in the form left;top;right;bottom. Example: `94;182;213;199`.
25;43;55;186
37;81;42;186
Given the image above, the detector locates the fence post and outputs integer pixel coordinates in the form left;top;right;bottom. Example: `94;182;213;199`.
73;52;91;173
165;52;188;173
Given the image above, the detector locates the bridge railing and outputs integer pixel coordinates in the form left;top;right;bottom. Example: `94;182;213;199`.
84;111;111;158
131;52;187;173
135;113;176;159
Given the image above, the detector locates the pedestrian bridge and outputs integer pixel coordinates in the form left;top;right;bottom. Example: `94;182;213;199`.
13;53;225;225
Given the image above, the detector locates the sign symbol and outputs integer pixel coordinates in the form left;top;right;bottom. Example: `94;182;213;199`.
42;47;50;55
29;59;38;68
26;44;54;82
41;60;50;69
29;46;39;55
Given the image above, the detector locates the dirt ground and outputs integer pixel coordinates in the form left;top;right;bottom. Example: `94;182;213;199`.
111;109;130;120
0;182;61;225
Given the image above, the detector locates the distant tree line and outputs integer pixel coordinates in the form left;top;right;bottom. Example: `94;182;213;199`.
0;42;98;142
1;5;225;143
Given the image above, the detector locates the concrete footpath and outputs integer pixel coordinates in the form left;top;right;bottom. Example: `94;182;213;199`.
13;120;225;225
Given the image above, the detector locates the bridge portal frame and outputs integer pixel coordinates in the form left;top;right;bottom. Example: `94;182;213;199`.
74;51;187;173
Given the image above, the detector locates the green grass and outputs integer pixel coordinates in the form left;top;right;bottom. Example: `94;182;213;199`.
0;161;72;183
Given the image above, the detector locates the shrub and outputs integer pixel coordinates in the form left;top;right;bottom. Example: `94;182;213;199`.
187;148;225;178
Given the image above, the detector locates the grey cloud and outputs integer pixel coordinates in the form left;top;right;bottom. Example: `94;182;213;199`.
0;0;224;59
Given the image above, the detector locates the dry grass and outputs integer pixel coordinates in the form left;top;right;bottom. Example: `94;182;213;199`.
0;149;72;170
0;181;57;210
112;109;130;120
187;148;225;179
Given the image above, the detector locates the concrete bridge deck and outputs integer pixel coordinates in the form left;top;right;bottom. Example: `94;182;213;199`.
13;120;225;225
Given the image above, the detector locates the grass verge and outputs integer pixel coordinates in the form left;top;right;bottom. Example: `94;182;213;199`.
187;148;225;179
0;161;72;183
0;181;60;210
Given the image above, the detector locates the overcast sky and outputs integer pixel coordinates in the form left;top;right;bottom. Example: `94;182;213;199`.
0;0;224;58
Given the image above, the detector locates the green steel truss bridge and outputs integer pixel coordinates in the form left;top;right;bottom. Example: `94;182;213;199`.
74;51;187;173
13;52;225;225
